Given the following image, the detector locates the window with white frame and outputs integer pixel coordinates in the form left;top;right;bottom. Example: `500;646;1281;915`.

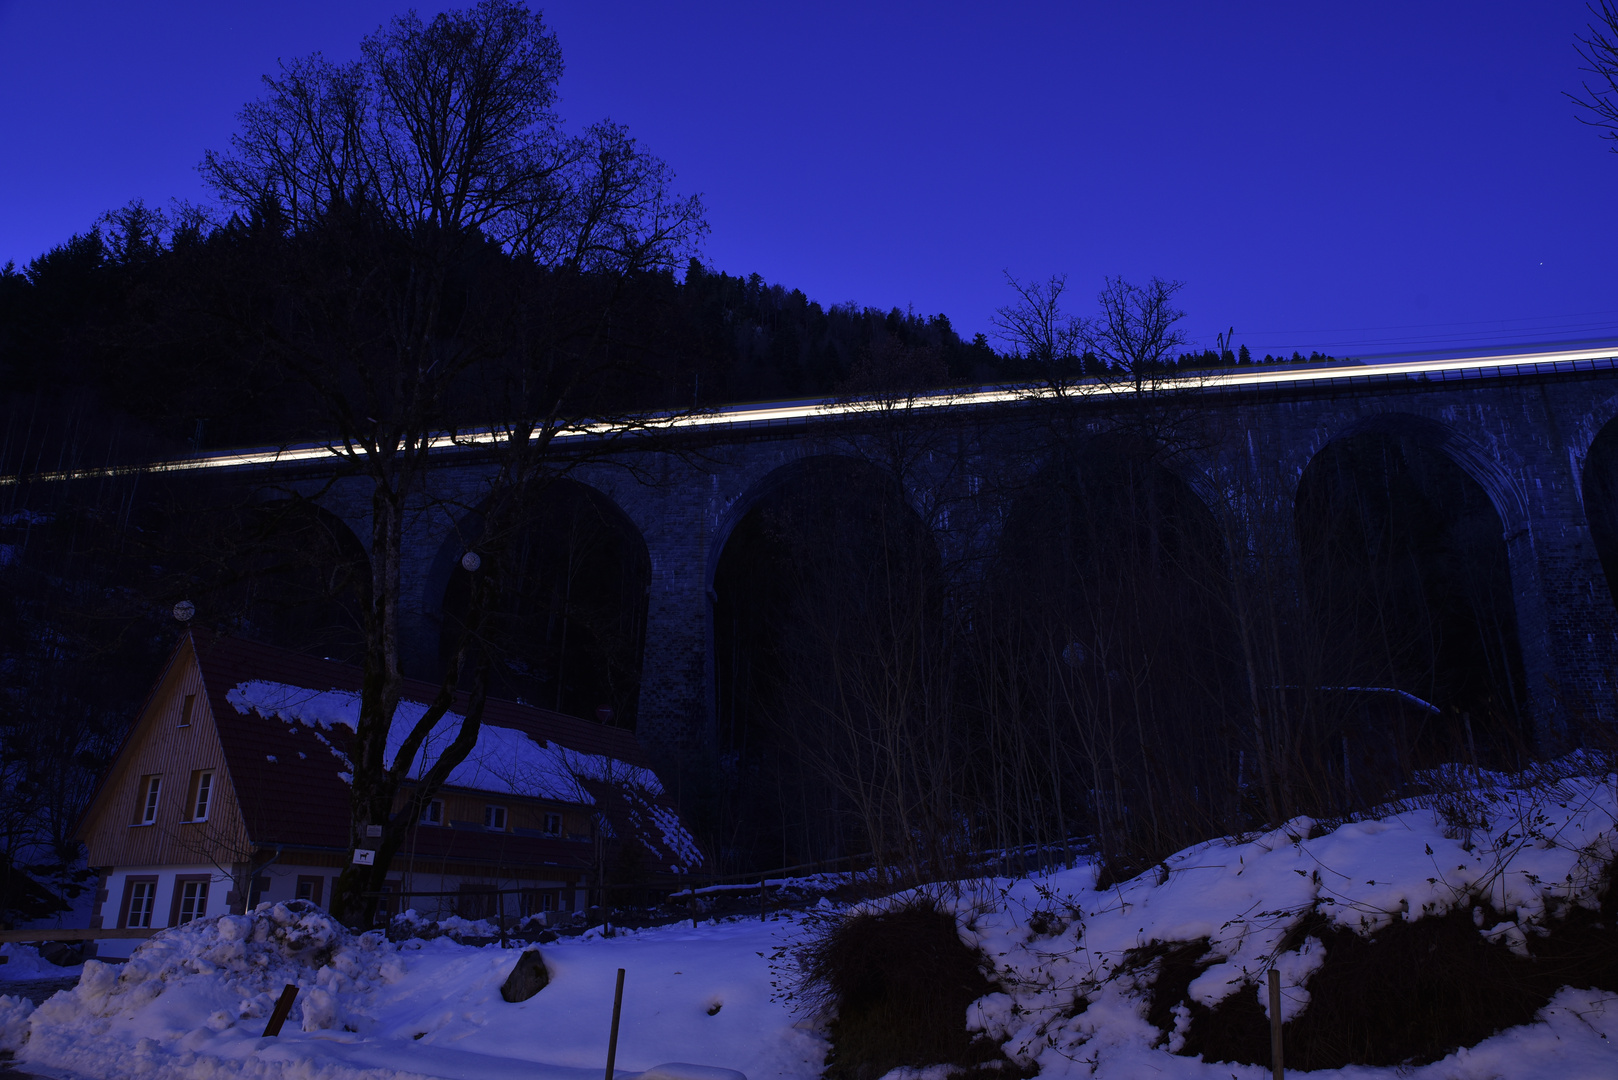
543;812;562;835
178;693;196;727
176;879;209;923
420;798;444;825
125;879;157;928
135;775;162;825
295;876;324;906
189;770;214;821
484;804;507;831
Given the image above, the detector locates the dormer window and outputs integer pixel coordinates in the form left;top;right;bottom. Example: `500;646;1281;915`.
188;770;214;821
420;799;444;825
484;805;507;831
135;776;162;825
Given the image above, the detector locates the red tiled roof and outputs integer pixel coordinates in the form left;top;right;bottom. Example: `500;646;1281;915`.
185;632;700;872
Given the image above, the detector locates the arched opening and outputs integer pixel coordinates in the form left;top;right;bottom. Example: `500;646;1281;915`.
1294;424;1527;768
438;479;649;727
194;497;371;663
1581;414;1618;612
711;455;941;872
982;437;1241;873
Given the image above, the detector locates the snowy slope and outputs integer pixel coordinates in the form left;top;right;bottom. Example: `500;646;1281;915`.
964;768;1618;1079
5;766;1616;1080
9;904;824;1080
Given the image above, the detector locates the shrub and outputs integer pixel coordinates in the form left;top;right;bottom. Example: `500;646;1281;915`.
796;896;1012;1080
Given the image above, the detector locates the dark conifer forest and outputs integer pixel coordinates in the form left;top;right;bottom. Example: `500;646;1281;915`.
0;214;1001;467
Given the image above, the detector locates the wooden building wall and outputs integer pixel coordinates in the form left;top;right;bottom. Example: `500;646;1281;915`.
80;641;250;869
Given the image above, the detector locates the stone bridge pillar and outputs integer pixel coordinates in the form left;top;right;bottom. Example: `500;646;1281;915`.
585;455;718;763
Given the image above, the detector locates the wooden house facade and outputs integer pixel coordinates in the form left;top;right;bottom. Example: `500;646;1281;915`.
75;632;702;954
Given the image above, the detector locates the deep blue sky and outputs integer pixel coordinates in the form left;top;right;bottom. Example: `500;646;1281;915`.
2;1;1615;359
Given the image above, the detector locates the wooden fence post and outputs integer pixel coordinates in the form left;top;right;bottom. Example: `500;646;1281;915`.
1268;967;1284;1079
263;984;300;1037
604;967;626;1080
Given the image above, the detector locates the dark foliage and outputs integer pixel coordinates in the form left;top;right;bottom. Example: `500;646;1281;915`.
711;455;942;872
1134;876;1618;1069
1134;938;1216;1035
987;433;1244;886
1296;426;1528;753
0;231;997;471
438;479;650;725
798;897;1011;1080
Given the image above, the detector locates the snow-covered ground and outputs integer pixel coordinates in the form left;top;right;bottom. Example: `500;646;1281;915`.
964;767;1618;1079
0;943;84;984
3;764;1615;1080
2;905;822;1080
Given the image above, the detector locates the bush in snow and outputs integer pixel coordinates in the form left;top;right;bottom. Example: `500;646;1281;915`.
794;895;1014;1080
967;766;1618;1072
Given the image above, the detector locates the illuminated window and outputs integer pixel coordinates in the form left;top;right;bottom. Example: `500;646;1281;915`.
484;805;507;831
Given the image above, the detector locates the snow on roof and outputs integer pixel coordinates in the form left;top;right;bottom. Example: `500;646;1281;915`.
225;679;665;804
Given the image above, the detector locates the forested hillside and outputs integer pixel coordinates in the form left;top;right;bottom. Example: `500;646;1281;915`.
0;212;1000;469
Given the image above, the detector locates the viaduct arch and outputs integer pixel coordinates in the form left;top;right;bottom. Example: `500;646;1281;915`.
283;365;1618;760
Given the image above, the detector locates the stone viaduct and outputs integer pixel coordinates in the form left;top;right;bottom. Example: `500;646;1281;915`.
278;355;1618;760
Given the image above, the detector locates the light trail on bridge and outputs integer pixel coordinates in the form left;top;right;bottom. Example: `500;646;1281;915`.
5;343;1617;486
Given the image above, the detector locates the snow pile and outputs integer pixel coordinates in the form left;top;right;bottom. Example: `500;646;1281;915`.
0;941;83;981
389;908;502;941
962;768;1618;1078
15;905;824;1080
0;994;33;1052
16;900;404;1074
227;679;665;799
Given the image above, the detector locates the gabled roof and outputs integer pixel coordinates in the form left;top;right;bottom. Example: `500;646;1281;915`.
183;632;702;874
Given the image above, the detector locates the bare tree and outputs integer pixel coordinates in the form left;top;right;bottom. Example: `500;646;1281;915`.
991;273;1085;394
1081;276;1188;393
994;273;1189;395
199;0;704;925
1570;1;1618;149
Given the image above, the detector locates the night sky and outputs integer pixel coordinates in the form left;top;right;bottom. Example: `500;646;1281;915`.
2;1;1615;361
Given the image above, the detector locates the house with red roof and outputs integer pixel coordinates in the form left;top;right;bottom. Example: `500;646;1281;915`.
75;632;702;954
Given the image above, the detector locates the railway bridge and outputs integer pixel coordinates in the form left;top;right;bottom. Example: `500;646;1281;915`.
92;348;1618;759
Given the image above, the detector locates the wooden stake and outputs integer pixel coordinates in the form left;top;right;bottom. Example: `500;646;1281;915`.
1464;713;1479;781
604;967;626;1080
263;983;299;1037
1268;967;1284;1079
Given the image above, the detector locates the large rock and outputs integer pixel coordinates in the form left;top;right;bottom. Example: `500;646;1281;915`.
500;949;550;1002
640;1065;747;1080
